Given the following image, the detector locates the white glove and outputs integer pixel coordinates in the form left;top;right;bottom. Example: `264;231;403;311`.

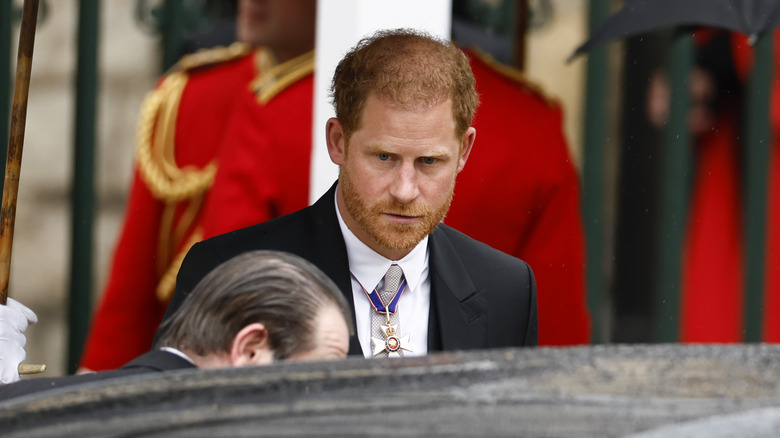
0;298;38;384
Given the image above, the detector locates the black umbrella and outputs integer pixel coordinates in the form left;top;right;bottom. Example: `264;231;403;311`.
570;0;780;58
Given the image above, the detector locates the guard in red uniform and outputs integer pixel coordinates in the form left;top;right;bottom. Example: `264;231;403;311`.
80;0;317;371
80;45;256;371
448;49;590;345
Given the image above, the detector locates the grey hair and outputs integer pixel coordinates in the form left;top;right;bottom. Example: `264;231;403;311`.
156;250;352;360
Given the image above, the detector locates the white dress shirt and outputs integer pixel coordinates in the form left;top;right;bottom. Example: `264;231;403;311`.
335;192;431;358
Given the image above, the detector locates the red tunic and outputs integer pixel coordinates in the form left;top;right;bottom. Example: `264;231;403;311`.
446;50;590;345
759;32;780;342
680;112;744;342
201;48;592;346
81;47;256;371
680;30;780;342
198;72;314;236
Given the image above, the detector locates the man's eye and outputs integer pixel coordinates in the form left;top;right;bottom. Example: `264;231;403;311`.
422;157;437;165
378;153;390;161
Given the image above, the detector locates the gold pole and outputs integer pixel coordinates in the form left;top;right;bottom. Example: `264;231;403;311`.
1;0;45;376
0;0;39;304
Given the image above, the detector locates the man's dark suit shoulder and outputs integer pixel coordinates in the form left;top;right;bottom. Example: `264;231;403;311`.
434;223;534;285
163;203;333;324
164;184;538;348
432;223;538;347
436;223;530;266
203;205;314;257
0;351;193;402
177;205;317;286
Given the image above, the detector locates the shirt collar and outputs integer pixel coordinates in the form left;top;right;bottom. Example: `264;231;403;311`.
334;188;428;293
159;346;196;366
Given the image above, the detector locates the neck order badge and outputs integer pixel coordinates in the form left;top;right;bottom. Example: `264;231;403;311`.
363;265;412;358
372;309;411;357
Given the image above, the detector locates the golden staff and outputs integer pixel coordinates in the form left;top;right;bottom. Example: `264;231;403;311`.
0;0;45;376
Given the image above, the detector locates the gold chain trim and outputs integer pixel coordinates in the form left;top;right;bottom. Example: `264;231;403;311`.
135;74;218;202
156;228;204;303
468;46;559;108
136;43;253;203
150;45;315;303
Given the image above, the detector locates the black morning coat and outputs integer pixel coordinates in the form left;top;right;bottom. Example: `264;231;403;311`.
0;350;194;402
159;182;539;355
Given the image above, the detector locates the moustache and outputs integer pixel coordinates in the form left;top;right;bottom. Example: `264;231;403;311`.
373;201;430;217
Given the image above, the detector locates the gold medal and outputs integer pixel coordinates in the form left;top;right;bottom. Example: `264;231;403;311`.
371;310;412;357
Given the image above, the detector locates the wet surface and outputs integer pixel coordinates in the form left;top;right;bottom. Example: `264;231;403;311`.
2;344;780;437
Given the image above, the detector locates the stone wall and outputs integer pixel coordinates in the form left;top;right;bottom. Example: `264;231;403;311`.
526;0;588;169
13;0;158;376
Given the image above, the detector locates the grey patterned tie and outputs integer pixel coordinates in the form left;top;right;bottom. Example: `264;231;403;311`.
370;264;411;357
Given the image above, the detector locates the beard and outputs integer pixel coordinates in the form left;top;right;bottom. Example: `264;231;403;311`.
340;168;454;253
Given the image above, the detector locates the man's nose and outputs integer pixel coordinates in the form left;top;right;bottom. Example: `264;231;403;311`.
389;163;420;204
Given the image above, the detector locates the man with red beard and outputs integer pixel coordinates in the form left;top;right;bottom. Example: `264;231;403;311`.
157;29;538;357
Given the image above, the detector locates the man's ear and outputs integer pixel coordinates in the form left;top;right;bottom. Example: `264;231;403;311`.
229;323;275;367
457;127;476;173
326;117;346;165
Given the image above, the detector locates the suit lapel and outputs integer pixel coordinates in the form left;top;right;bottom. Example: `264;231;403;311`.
303;183;362;355
305;185;488;354
428;227;487;350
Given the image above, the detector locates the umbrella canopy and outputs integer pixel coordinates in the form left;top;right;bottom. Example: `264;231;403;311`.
571;0;780;58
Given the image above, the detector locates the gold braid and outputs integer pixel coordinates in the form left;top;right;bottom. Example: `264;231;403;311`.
146;44;312;303
135;42;252;202
131;43;252;301
135;73;217;202
156;228;203;303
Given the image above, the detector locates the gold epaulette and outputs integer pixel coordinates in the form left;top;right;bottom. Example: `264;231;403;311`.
468;46;559;108
168;42;253;74
251;48;315;104
136;42;253;203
